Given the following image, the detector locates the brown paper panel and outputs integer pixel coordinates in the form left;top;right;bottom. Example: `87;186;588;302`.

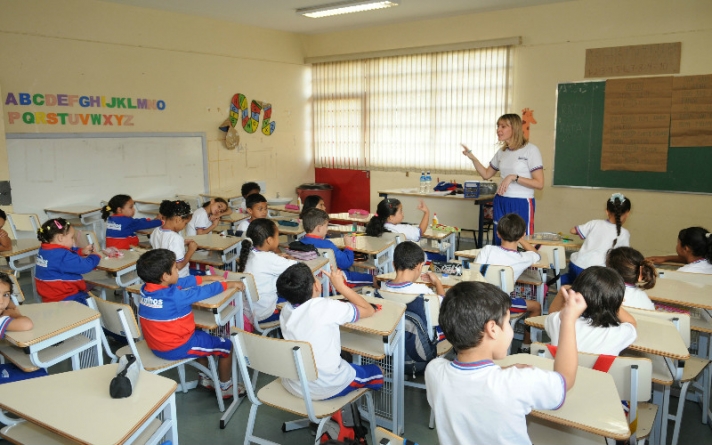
670;134;712;147
603;113;671;130
606;77;673;94
585;43;680;78
672;74;712;90
600;144;668;172
671;103;712;113
603;128;670;144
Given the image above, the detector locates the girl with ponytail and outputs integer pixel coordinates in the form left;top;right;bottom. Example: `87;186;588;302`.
647;226;712;274
237;218;296;325
607;247;656;310
365;198;430;242
103;194;162;249
566;193;632;283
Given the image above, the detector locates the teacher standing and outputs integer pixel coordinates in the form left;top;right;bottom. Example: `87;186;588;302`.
461;113;544;245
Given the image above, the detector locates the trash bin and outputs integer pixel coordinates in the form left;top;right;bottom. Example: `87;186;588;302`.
296;183;334;213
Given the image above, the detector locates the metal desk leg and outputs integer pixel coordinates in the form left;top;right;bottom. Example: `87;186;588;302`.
477;201;485;248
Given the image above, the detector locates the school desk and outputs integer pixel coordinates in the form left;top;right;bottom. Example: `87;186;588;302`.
201;189;243;209
328;212;375;225
0;364;178;445
327;223;366;234
220;210;249;232
86;249;142;301
0;238;40;283
44;205;103;227
375;269;486;289
132;196;170;217
524;234;583;251
421;228;457;260
495;353;630;440
0;301;103;371
268;204;301;217
332;235;396;274
271;217;306;242
301;256;331;297
187;233;242;271
377;188;495;248
335;295;406;435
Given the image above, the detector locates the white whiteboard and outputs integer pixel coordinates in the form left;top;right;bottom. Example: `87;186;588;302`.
6;133;207;221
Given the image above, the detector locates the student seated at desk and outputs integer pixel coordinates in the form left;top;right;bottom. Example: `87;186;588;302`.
35;218;101;305
607;247;656;310
647;226;712;274
299;209;373;287
238;219;296;327
0;272;33;336
381;241;445;299
475;213;541;351
103;194;163;249
277;263;383;400
185;198;231;236
546;266;637;356
0;209;12;252
366;198;429;242
150;200;197;279
136;249;244;398
425;281;586;445
235;194;268;236
239;181;261;212
298;195;326;220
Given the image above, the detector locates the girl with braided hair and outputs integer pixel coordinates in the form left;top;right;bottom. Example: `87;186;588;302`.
150;200;197;278
566;193;632;284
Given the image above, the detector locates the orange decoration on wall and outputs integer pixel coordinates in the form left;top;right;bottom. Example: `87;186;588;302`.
522;108;537;140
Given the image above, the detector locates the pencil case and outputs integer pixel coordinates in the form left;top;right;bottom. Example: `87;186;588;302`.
277;219;299;227
284;203;300;210
348;209;370;218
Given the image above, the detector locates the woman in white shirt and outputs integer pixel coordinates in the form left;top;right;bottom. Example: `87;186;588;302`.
647;226;712;274
461;113;544;245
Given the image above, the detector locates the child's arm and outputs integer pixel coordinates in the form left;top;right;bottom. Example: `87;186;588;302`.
617;306;637;328
426;272;445;297
325;269;375;319
547;285;571;313
177;240;198;270
646;254;685;264
416;199;430;234
2;302;33;331
518;237;537;252
553;287;587;391
0;229;11;252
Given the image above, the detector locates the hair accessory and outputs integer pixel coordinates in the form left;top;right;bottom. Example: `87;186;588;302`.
54;220;63;230
706;232;711;239
244;236;253;245
38;227;44;233
105;205;111;211
609;193;626;204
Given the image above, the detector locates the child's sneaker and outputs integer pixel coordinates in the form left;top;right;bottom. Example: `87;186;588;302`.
219;380;234;399
198;372;214;390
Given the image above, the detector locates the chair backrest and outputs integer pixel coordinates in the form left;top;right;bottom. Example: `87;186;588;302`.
74;228;100;251
176;194;203;212
5;214;40;240
473;263;515;293
89;295;141;340
658;269;712;285
232;329;317;381
316;248;339;275
530;342;653;401
536;245;565;272
380;231;404;244
377;288;440;333
7;274;25;305
626;307;691;348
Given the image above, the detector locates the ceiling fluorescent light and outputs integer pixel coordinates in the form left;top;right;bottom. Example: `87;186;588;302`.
297;0;400;18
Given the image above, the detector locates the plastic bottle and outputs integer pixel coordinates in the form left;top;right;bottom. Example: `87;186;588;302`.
297;196;302;210
425;171;432;193
432;212;439;227
419;171;426;194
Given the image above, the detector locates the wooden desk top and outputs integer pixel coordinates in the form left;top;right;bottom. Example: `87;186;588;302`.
421;228;456;241
220;211;250;223
376;270;486;289
192;287;238;309
268;204;301;215
496;354;630;440
0;364;176;445
273;218;305;235
328;224;366;234
455;248;548;269
332;236;395;255
302;257;329;273
95;249;141;273
524;235;582;251
527;313;690;360
648;279;712;310
4;302;100;348
0;239;41;257
44;205;103;216
338;295;405;337
187;233;242;251
328;212;374;224
377;188;495;203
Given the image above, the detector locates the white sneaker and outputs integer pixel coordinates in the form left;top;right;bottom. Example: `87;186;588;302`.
198;372;214;390
219;381;246;399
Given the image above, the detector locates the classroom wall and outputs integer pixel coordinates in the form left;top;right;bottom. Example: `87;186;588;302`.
303;0;712;256
0;0;313;207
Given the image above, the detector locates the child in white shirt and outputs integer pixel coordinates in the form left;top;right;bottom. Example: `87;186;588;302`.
150;200;197;278
366;198;430;242
647;226;712;274
185;198;231;236
425;281;587;445
475;213;541;350
607;246;656;310
277;263;382;400
381;241;445;300
237;218;296;325
567;193;631;283
235;194;268;236
546;266;637;355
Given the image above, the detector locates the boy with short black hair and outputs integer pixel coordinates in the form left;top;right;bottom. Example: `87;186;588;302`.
383;241;445;299
299;208;374;287
277;263;382;400
239;182;261;212
425;281;586;445
136;248;244;398
475;212;542;350
235;193;268;235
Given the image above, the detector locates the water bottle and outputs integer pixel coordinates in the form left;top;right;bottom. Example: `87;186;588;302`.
425;171;432;193
419;171;426;194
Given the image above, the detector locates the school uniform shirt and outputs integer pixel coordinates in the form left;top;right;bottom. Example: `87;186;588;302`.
623;285;655;311
105;215;162;249
34;244;101;303
474;245;541;282
280;298;359;400
384;222;421;242
243;249;297;321
425;357;566;445
235;218;251;235
138;276;227;352
0;316;11;339
545;312;637;355
300;235;355;270
678;259;712;274
150;228;189;278
570;220;630;269
489;143;544;199
185;207;212;237
380;281;442;303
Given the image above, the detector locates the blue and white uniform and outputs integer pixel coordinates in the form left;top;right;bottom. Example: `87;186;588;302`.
150;228;189;278
300;235;373;286
105;215;161;249
34;244;101;304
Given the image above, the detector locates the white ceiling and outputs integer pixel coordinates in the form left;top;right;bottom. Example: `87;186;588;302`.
99;0;574;35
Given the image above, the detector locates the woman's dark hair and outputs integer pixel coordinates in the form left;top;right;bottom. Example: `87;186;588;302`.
202;197;228;209
606;194;632;248
237;218;278;272
678;226;712;263
37;218;71;243
0;272;14;294
299;195;324;219
607;246;657;290
102;194;132;220
365;198;400;237
571;266;625;328
158;200;192;219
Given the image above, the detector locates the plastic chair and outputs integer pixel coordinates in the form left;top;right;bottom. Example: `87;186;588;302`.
175;194;204;212
537;245;566;291
5;214;40;240
232;328;378;445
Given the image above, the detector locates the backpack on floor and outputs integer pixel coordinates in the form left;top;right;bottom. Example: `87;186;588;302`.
320;402;369;444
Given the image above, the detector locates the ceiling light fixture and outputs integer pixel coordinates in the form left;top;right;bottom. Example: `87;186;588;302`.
297;0;400;18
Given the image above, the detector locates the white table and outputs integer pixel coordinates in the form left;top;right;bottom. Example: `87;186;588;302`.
332;236;396;274
187;233;243;271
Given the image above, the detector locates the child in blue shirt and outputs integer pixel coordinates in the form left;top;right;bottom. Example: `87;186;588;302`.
103;194;163;249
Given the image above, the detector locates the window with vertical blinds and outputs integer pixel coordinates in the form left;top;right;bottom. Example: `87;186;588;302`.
312;46;511;173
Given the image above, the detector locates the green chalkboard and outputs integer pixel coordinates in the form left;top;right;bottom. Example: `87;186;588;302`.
553;81;712;194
